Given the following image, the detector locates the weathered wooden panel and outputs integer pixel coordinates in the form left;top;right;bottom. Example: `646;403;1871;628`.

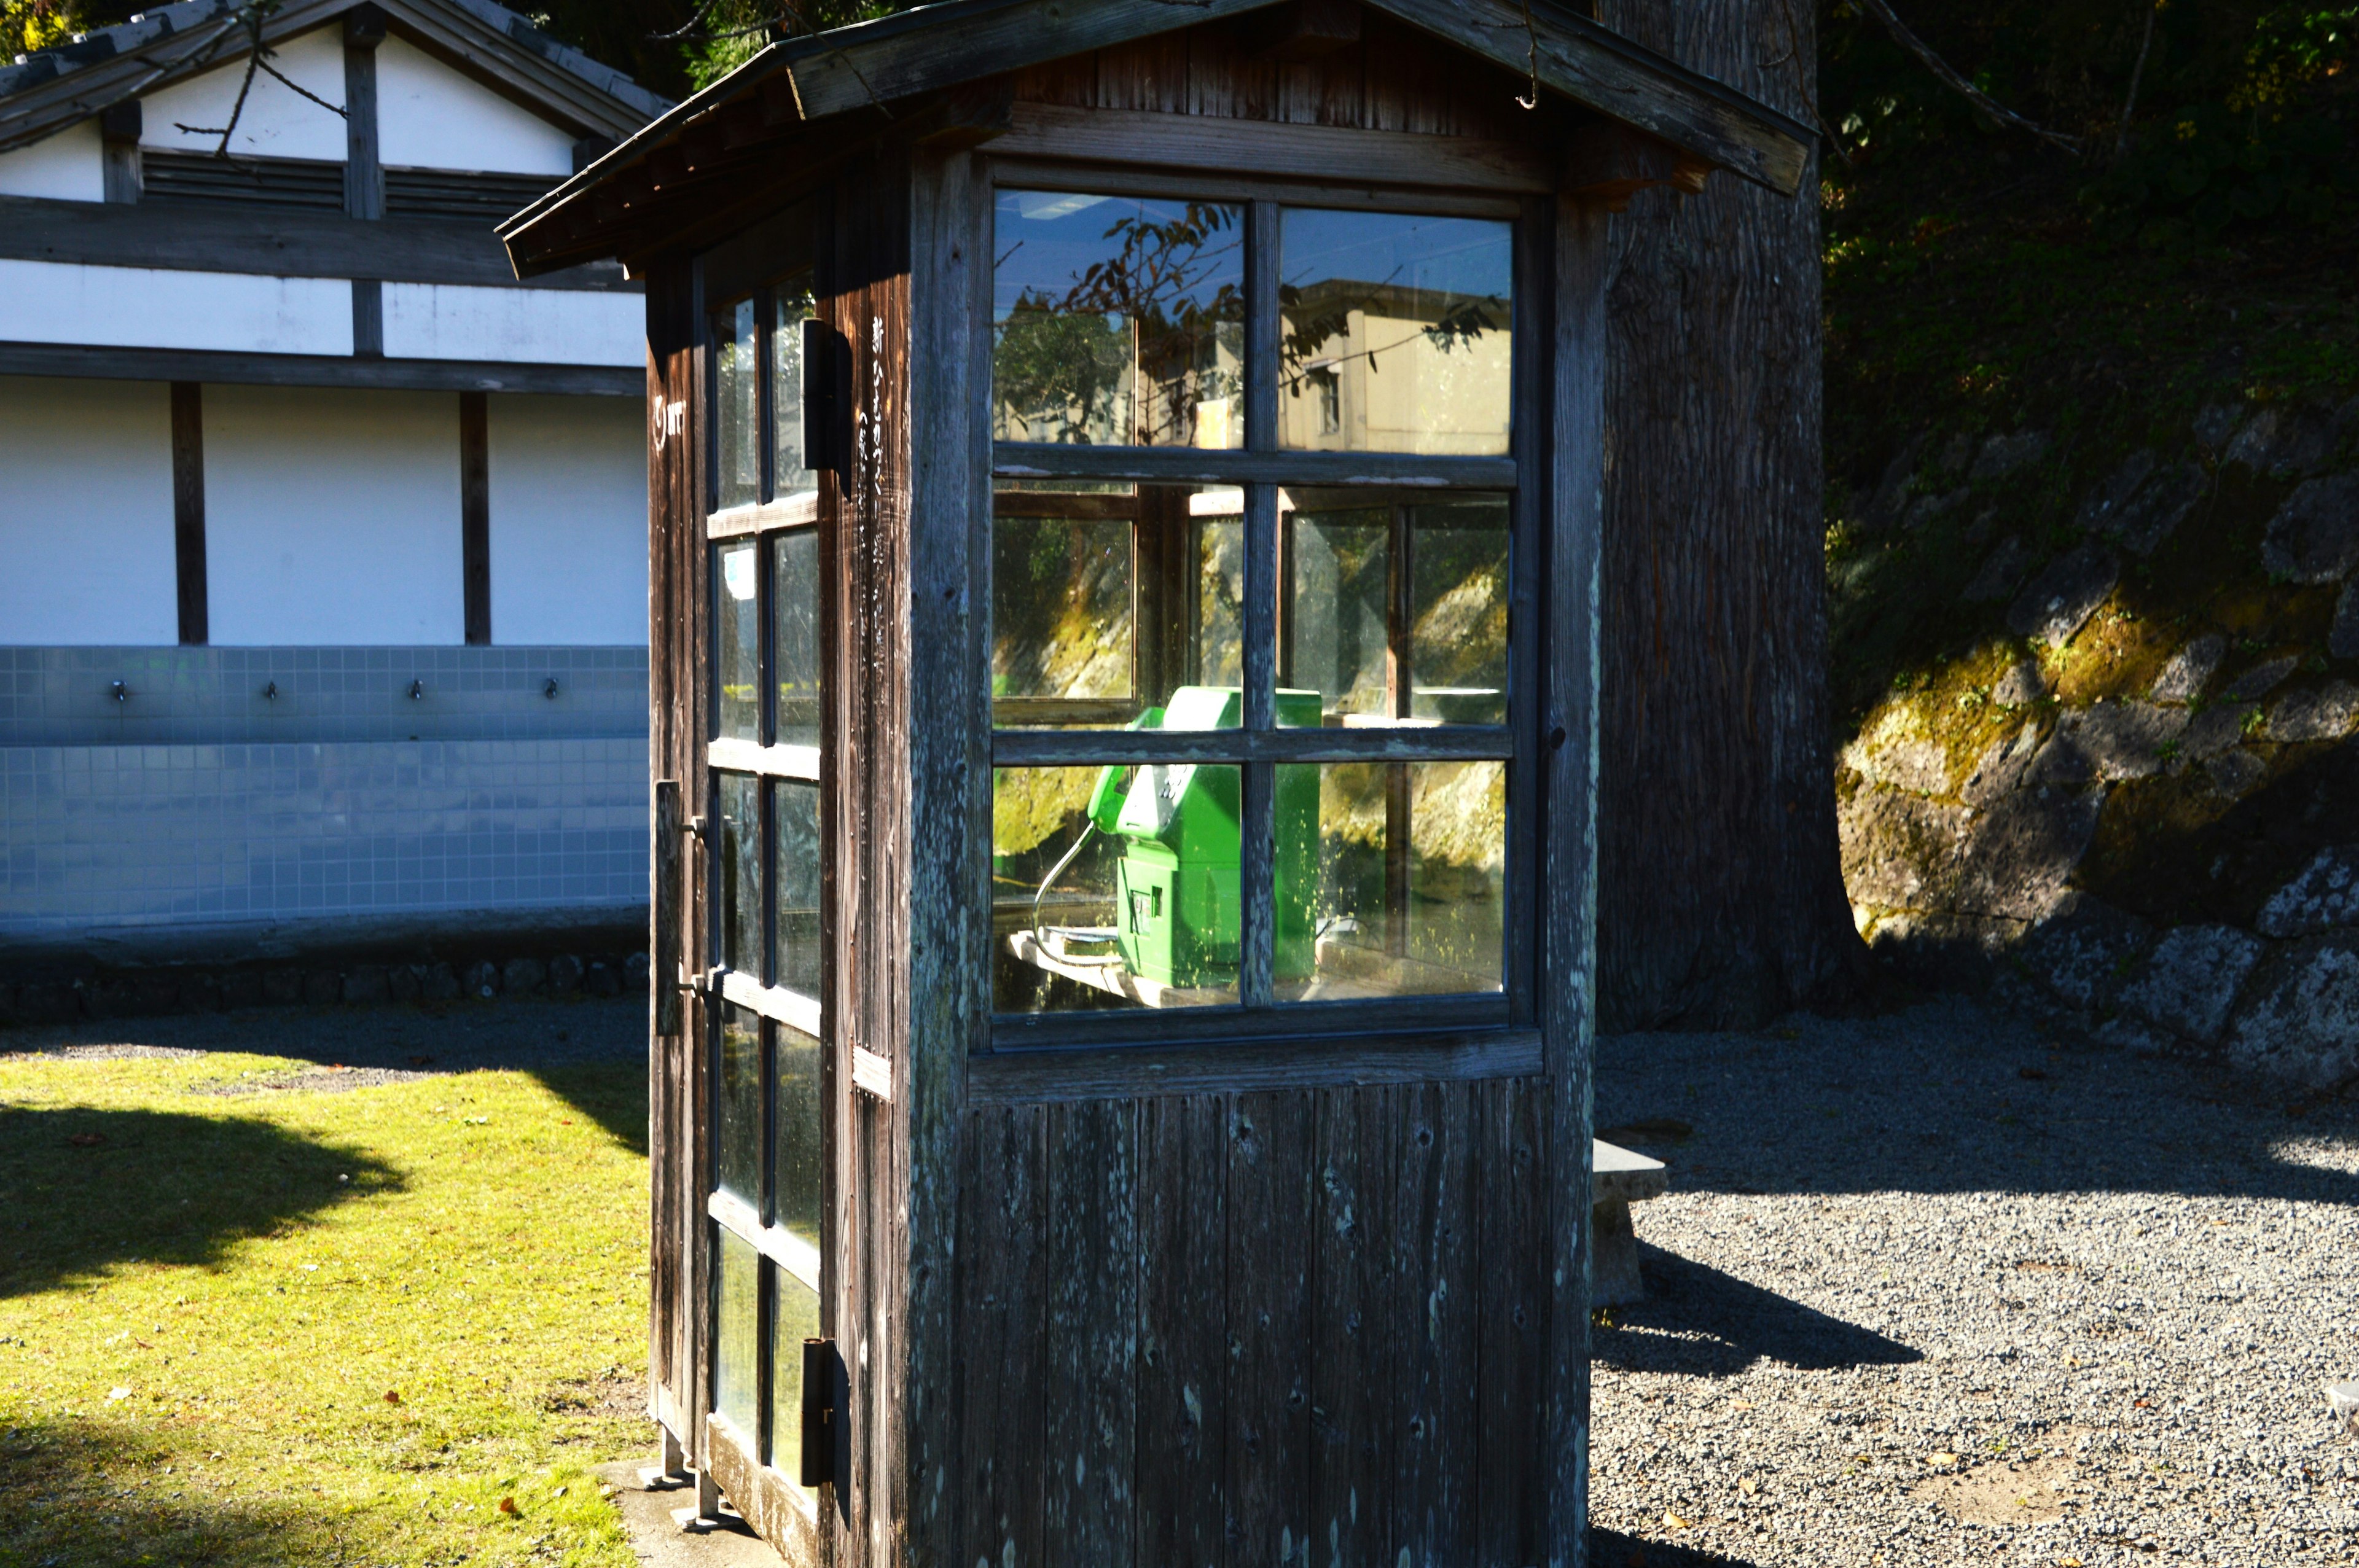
1133;1094;1227;1568
1392;1082;1478;1566
1309;1085;1391;1567
1043;1101;1140;1561
827;144;918;1568
903;143;984;1562
1224;1091;1315;1564
957;1104;1047;1568
1476;1077;1547;1566
1096;31;1189;113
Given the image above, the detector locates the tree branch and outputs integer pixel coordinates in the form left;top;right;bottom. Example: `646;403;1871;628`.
1850;0;2083;157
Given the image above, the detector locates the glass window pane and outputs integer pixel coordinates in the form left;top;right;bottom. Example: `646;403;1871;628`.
1279;760;1505;1000
775;782;821;997
1279;209;1512;456
992;481;1242;731
719;772;762;977
713;1226;760;1439
717;1003;762;1206
1409;497;1510;724
993;192;1245;448
773;1020;822;1252
1284;498;1390;725
769;1266;821;1490
1278;490;1511;728
716;297;760;510
773;283;819;501
772;531;820;750
715;540;761;743
993;764;1241;1012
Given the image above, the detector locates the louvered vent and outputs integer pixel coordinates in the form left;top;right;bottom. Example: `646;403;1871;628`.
385;168;560;224
142;152;344;210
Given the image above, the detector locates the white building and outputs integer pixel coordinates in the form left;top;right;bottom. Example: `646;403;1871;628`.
0;0;663;964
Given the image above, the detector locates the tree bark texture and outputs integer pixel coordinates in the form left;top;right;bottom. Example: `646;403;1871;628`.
1591;0;1867;1029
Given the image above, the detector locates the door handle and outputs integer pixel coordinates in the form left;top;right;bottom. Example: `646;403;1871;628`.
654;778;683;1037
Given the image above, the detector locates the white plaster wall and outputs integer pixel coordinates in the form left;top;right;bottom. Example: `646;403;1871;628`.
376;37;575;176
487;395;648;644
139;26;348;161
0;377;177;644
205;386;464;645
0;261;351;355
0;120;104;201
383;283;641;367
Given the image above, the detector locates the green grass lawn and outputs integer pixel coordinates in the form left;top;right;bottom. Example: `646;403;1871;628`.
0;1040;651;1567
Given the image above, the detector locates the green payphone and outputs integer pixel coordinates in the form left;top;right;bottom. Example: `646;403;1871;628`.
1051;686;1321;990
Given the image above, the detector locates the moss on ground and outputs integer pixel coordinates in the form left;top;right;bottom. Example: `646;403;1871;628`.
0;1049;647;1567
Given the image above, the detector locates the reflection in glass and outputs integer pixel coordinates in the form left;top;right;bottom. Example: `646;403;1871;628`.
1280;491;1510;727
774;782;820;997
1408;497;1510;724
717;1004;762;1206
716;540;761;743
1278;760;1504;1000
716;297;760;510
1285;499;1389;723
772;284;818;500
719;773;762;976
993;191;1245;448
990;482;1242;730
769;1267;821;1489
713;1227;760;1438
773;1021;822;1251
772;531;820;749
1279;209;1512;456
993;765;1241;1012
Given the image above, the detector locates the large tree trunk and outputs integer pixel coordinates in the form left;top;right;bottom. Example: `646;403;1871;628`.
1591;0;1868;1029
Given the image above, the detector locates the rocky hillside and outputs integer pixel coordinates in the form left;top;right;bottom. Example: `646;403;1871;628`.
1817;8;2359;1090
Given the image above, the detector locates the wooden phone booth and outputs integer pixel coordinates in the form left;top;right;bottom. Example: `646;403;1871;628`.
499;3;1804;1561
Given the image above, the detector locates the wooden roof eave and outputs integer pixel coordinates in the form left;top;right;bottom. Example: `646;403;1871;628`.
500;0;1812;278
0;0;660;157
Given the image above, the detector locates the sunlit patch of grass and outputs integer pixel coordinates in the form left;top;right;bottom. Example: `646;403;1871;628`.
0;1049;647;1567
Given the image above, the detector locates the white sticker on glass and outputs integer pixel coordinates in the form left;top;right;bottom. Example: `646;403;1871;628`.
722;548;757;602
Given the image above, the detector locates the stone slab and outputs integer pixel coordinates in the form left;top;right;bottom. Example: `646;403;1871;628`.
2262;474;2359;585
2006;542;2119;647
595;1460;779;1567
2227;935;2359;1090
2118;924;2266;1045
2256;846;2359;939
1594;1137;1668;1204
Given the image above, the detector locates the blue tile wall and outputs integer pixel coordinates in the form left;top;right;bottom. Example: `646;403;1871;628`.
0;646;647;747
0;647;649;938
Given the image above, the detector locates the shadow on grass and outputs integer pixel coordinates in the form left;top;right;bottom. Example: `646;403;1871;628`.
0;1106;399;1300
0;1415;305;1567
1592;1247;1924;1378
1590;1527;1764;1567
528;1061;647;1159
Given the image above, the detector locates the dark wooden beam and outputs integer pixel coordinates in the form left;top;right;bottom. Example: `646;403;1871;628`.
1240;0;1362;60
343;4;386;221
1560;122;1711;209
1358;0;1809;195
98;99;141;205
0;195;635;292
461;390;491;645
170;381;208;647
0;341;641;396
990;105;1553;193
351;278;385;357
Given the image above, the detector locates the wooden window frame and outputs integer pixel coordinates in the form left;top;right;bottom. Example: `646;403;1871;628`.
697;228;832;1529
979;158;1546;1058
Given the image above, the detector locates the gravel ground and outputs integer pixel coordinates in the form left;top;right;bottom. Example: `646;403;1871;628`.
1590;995;2359;1568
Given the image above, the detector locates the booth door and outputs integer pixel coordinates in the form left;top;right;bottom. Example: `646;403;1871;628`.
698;275;831;1507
